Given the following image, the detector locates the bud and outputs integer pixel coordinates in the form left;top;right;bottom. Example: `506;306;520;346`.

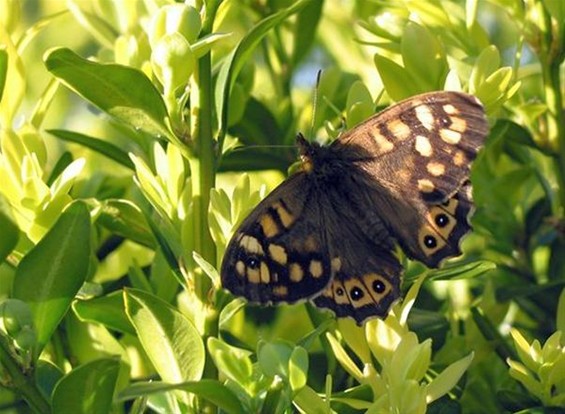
148;4;201;47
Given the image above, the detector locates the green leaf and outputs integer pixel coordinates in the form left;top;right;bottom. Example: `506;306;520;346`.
95;199;156;248
207;337;253;385
0;193;18;262
291;0;324;66
215;0;314;147
192;251;220;287
44;48;169;138
374;54;419;101
72;291;135;335
426;353;474;403
13;201;91;357
117;380;245;414
52;358;120;414
289;346;309;392
258;340;293;379
401;22;447;90
326;333;363;382
427;260;497;281
47;129;134;169
218;300;246;332
123;288;205;383
292;385;330;414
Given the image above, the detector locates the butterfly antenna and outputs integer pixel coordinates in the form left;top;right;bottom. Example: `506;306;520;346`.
308;70;323;140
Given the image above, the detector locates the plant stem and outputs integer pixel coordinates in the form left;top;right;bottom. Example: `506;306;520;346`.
190;3;221;412
0;337;50;413
544;60;565;214
191;1;221;306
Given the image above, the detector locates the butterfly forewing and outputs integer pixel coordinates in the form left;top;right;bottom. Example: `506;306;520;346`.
332;92;487;267
221;173;333;304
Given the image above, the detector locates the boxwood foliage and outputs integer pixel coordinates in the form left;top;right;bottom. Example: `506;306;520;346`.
1;1;564;413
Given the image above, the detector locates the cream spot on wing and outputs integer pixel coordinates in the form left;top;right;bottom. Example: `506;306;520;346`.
370;130;394;153
268;244;287;265
289;263;304;282
274;202;294;228
418;179;435;193
236;261;245;277
260;213;279;237
260;262;270;283
309;260;323;278
415;135;433;157
304;235;318;252
272;285;288;297
440;128;462;144
453;150;465;166
427;162;445;176
415;105;435;131
450;117;467;133
397;168;411;183
443;104;458;115
331;257;342;273
387;119;412;141
248;268;260;284
240;235;264;255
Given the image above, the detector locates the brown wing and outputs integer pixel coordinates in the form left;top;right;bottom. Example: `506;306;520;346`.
221;173;334;304
311;187;402;325
331;91;488;267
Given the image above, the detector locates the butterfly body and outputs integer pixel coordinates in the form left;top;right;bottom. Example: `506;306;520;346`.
221;91;488;325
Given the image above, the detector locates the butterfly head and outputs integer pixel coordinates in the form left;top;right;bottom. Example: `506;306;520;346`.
296;133;343;179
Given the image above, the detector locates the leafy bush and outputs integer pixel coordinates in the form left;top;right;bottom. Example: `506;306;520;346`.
1;0;564;413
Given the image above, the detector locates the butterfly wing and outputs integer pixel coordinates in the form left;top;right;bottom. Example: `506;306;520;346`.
221;173;334;304
311;186;402;325
332;91;487;267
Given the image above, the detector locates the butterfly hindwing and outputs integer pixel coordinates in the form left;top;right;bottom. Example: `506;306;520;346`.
221;173;333;304
312;190;403;324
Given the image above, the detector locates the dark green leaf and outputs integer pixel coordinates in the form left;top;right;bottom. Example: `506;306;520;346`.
48;129;134;169
44;48;169;138
52;358;120;414
117;380;245;414
216;0;315;147
471;306;516;361
13;202;91;357
292;0;324;66
0;193;18;263
427;261;496;281
96;199;156;248
46;151;74;187
35;359;64;401
72;291;135;335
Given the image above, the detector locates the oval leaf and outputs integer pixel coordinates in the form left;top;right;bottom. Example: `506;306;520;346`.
123;288;204;382
13;201;91;356
44;48;169;138
52;358;120;414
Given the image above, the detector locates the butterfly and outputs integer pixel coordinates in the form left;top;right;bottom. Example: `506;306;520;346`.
220;91;488;325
